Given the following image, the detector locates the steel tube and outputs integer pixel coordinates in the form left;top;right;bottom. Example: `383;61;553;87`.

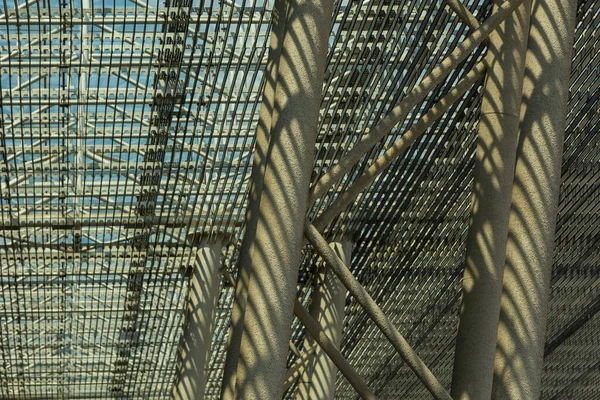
313;61;486;232
171;239;223;400
283;344;317;392
221;269;315;395
230;0;334;396
492;0;578;398
442;0;480;31
297;240;351;399
304;222;451;400
309;0;524;203
451;1;531;398
293;300;376;400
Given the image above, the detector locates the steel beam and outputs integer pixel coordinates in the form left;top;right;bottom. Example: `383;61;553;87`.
492;0;578;398
171;238;223;400
293;300;376;400
283;344;317;392
451;1;531;399
442;0;480;31
544;295;600;358
309;0;524;203
0;7;376;26
225;0;333;397
304;222;451;400
549;360;600;400
296;239;351;399
313;61;486;231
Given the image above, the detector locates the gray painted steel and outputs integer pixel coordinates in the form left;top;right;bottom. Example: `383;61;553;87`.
297;240;351;399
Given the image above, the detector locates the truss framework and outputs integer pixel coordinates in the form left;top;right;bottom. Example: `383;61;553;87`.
0;0;599;398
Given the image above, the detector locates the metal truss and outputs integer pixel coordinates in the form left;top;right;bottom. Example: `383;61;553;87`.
0;0;518;397
0;0;259;396
0;0;598;398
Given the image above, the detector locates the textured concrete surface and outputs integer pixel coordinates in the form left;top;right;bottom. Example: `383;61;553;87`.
219;0;287;396
172;240;223;400
452;1;531;399
296;240;351;400
492;0;578;398
229;0;334;397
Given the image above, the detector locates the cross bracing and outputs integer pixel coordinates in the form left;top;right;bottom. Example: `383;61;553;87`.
0;0;599;398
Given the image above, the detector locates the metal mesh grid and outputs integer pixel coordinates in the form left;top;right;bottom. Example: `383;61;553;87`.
0;0;265;396
540;1;600;398
0;0;599;398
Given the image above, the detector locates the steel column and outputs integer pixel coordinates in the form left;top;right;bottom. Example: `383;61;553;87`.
229;0;333;397
492;0;578;398
171;239;223;400
451;1;531;399
296;240;351;400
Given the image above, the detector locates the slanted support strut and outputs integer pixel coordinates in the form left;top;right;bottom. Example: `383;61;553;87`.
304;222;451;400
171;237;224;400
297;239;352;400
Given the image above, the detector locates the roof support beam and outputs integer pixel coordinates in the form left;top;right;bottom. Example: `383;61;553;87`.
304;222;451;400
171;238;224;400
492;0;578;398
312;60;486;231
296;239;352;399
549;359;600;400
283;343;317;392
451;1;532;398
442;0;480;31
309;0;525;203
544;295;600;358
221;0;333;397
293;299;376;400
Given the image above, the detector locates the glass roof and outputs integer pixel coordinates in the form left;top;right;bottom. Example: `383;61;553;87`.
0;0;599;398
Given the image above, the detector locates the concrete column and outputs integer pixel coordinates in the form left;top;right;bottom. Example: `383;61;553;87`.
171;239;223;400
297;240;351;400
451;2;531;399
492;0;577;398
219;0;287;396
231;0;333;397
